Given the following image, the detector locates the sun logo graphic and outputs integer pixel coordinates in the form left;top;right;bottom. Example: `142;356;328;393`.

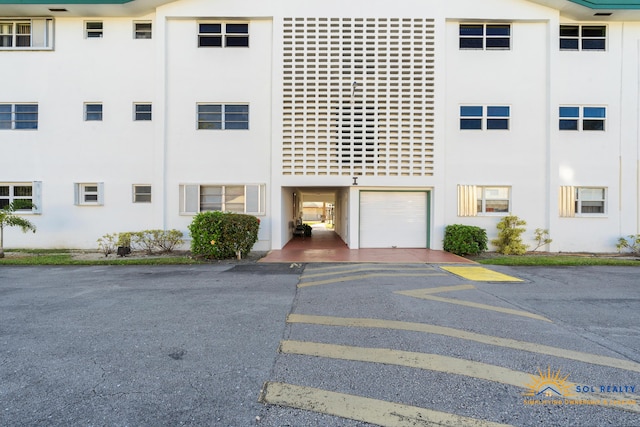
523;367;574;398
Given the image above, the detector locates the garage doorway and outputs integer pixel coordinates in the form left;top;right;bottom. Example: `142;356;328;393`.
359;191;430;248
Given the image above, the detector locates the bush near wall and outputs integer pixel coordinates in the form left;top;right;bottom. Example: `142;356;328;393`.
188;211;260;260
443;224;488;256
97;230;184;256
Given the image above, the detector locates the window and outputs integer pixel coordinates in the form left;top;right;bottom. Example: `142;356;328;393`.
0;104;38;130
85;103;103;121
0;182;41;212
459;23;510;50
460;105;509;130
197;104;249;130
133;185;151;203
560;25;606;51
559;106;605;131
576;187;606;214
179;184;265;215
559;186;606;216
0;19;53;50
74;183;104;205
134;103;152;121
134;22;152;39
457;185;510;216
198;22;249;47
477;186;510;214
85;21;103;38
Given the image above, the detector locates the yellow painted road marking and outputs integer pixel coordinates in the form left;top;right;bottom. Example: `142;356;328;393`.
287;314;640;373
299;273;447;288
442;266;523;282
279;340;640;412
302;266;437;280
259;381;513;427
395;288;551;322
417;284;476;294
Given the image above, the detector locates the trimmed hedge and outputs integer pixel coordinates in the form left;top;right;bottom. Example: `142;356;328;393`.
188;211;260;260
443;224;488;256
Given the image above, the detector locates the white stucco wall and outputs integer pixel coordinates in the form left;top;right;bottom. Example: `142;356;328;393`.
2;0;639;253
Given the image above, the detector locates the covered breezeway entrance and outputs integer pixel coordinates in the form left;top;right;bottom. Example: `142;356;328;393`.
271;186;453;262
261;224;470;263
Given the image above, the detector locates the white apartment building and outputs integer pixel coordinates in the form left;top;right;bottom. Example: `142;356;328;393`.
2;0;639;253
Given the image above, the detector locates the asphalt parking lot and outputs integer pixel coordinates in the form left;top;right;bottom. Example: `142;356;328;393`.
1;264;639;426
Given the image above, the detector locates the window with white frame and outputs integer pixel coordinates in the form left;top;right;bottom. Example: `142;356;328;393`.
134;21;152;39
559;106;605;131
134;103;152;121
560;25;606;51
133;185;151;203
576;187;606;215
0;182;41;212
477;186;510;214
457;185;510;216
179;184;265;215
460;105;510;130
459;23;510;50
85;21;103;38
74;183;104;205
197;104;249;130
0;103;38;130
85;103;103;121
198;22;249;47
559;186;607;216
0;18;53;50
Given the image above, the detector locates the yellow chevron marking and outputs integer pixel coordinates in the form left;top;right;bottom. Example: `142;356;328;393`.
395;288;550;322
298;273;447;288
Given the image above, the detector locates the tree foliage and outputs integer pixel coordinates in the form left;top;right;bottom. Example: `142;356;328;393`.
0;201;37;258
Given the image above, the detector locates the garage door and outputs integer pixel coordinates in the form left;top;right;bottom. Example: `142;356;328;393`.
359;191;429;248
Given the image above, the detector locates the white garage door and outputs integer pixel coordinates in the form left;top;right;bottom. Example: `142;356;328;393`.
359;191;428;248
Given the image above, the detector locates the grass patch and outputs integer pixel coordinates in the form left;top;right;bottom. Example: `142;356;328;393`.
0;253;203;266
5;248;72;254
477;255;640;266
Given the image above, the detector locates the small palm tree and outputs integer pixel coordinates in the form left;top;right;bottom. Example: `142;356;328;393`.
0;201;37;258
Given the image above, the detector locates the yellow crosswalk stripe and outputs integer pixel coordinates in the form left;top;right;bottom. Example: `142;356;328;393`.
287;314;640;373
259;381;513;427
279;340;640;412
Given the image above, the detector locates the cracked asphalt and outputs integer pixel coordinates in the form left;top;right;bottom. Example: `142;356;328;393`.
0;265;300;426
1;264;639;427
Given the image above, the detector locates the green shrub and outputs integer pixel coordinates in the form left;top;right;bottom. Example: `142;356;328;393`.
188;212;260;260
616;235;640;255
532;228;552;251
117;232;133;248
155;229;184;253
443;224;488;256
97;233;118;257
492;215;528;255
131;230;184;254
98;230;184;256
